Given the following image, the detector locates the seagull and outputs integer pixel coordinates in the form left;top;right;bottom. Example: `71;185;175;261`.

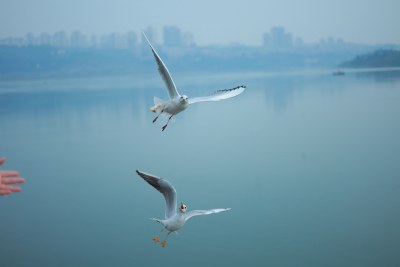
136;169;231;248
142;32;246;131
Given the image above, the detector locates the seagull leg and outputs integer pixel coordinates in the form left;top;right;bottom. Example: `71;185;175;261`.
161;231;173;248
161;115;173;131
152;110;163;123
153;228;164;243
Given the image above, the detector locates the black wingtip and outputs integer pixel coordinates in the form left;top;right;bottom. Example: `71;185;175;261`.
214;85;247;95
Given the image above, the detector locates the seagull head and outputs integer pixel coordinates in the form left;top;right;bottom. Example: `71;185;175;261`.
179;202;187;213
179;95;189;103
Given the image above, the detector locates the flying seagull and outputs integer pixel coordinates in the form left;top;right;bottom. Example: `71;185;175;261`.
136;169;231;247
142;32;246;131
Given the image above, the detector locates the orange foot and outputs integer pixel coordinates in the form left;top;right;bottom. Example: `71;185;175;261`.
152;236;159;243
161;240;166;248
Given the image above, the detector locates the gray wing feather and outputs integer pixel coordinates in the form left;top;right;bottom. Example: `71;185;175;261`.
188;85;245;104
136;170;177;219
142;32;180;99
184;208;231;221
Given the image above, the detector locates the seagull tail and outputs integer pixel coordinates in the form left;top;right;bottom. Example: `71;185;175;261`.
150;97;165;113
150;218;164;225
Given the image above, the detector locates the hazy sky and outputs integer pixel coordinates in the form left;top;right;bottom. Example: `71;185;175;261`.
1;0;399;45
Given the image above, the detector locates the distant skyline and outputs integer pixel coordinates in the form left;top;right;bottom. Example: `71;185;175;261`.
0;26;351;49
1;0;400;45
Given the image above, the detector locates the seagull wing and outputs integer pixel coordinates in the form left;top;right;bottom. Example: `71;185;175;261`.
142;32;180;99
184;208;231;221
136;170;177;219
188;85;246;104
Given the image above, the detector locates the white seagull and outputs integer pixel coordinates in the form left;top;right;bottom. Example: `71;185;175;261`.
136;170;231;247
143;32;246;131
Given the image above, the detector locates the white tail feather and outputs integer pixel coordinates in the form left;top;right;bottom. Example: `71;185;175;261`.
150;218;163;225
150;97;165;113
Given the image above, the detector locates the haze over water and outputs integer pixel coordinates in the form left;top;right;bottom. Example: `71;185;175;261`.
2;0;400;45
1;69;400;266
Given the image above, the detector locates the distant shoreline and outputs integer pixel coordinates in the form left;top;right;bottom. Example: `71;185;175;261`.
340;49;400;68
2;45;399;82
1;67;400;86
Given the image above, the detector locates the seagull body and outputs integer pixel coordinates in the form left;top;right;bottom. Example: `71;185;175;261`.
136;169;231;247
151;214;186;232
152;96;189;119
143;32;246;131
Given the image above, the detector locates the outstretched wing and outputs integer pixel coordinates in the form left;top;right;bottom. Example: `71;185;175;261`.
142;32;180;99
136;170;177;219
188;86;245;104
184;208;231;221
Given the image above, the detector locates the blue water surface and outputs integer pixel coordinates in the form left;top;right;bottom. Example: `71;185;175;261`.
1;69;400;267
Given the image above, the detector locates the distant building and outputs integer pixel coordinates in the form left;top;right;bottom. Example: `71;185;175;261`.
0;37;24;46
39;33;52;46
318;37;346;50
26;33;36;46
100;34;113;48
142;26;158;46
263;27;293;49
127;31;138;49
262;33;270;47
0;26;195;50
111;33;127;49
89;35;98;48
163;25;183;47
71;31;87;47
53;31;69;47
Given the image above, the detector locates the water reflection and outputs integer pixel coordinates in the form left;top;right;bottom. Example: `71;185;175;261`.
1;69;400;267
353;68;400;83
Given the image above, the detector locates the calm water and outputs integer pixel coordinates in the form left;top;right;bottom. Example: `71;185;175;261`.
1;69;400;267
